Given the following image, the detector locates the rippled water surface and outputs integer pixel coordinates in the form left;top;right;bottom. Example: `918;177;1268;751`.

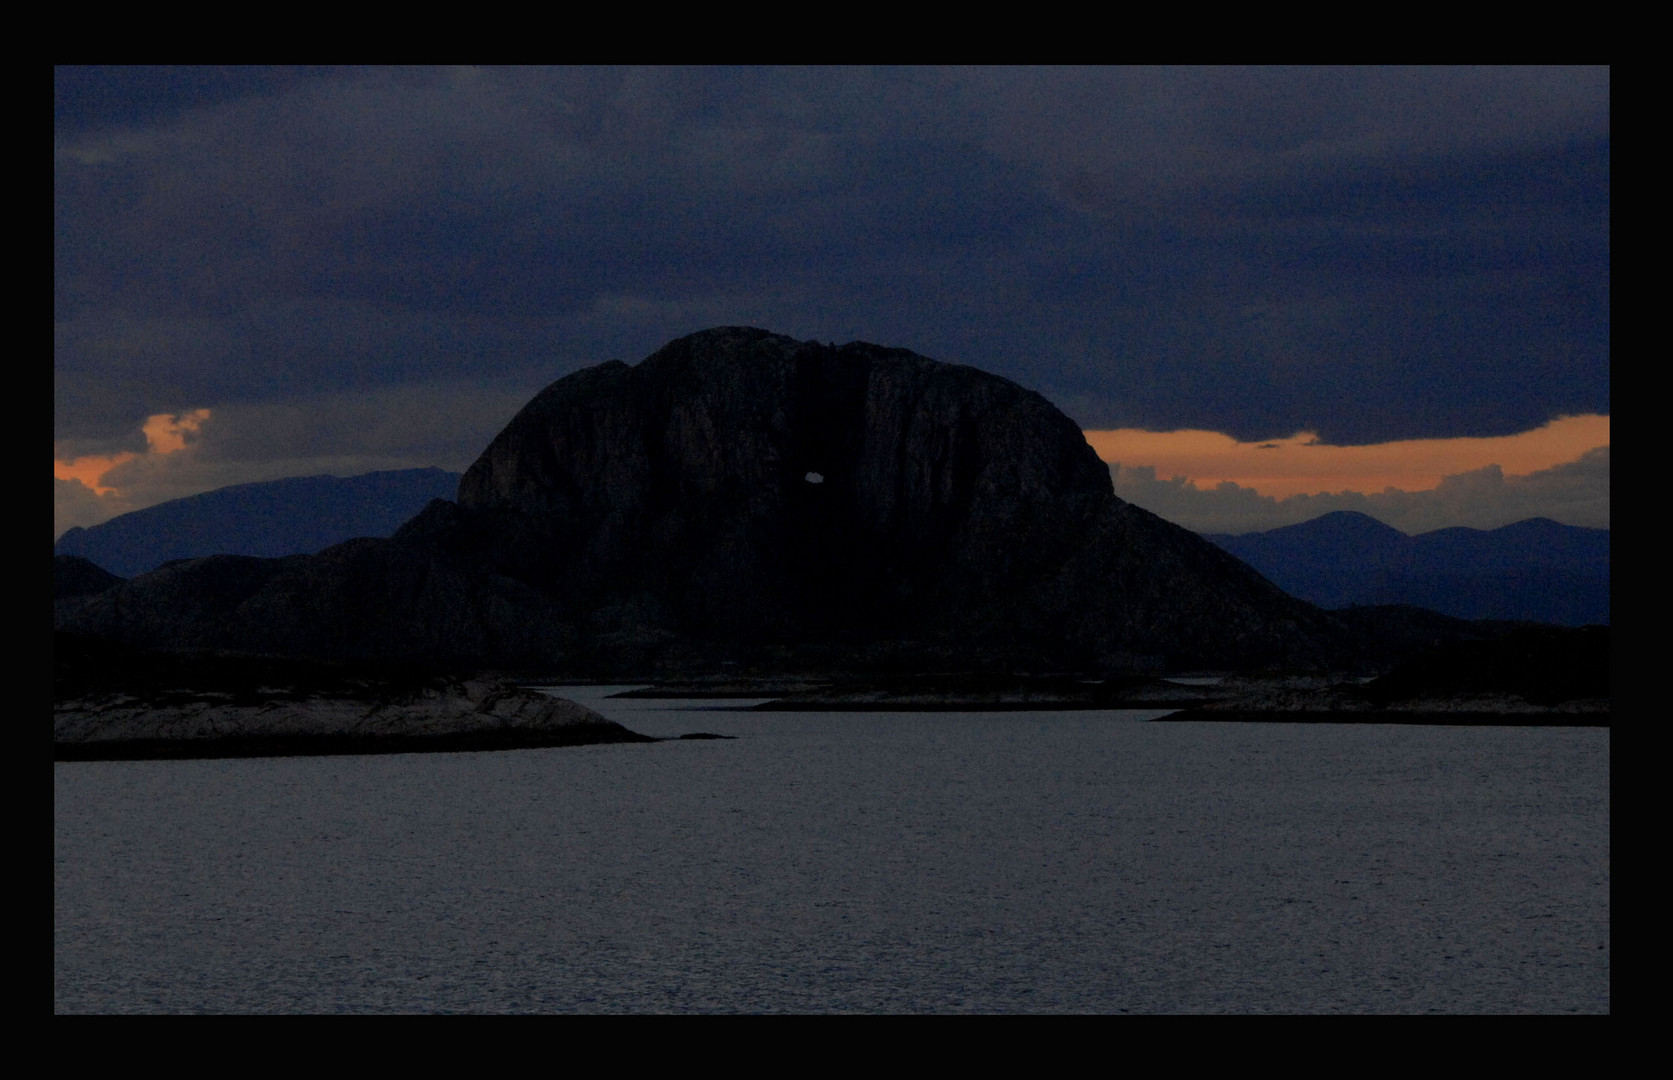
55;689;1609;1013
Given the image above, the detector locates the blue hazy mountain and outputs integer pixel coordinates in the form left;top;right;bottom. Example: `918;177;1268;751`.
1202;511;1609;625
55;468;462;578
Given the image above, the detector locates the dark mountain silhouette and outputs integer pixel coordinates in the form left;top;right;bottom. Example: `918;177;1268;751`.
57;329;1377;675
53;555;123;600
54;468;462;577
1203;511;1609;625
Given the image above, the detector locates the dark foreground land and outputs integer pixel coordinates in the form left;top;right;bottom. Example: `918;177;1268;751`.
56;622;1608;760
1166;623;1610;726
610;625;1610;726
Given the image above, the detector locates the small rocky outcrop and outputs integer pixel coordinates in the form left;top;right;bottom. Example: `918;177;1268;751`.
1170;626;1609;725
1360;624;1609;708
53;555;123;600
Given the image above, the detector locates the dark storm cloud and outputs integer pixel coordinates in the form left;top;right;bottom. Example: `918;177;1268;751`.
55;65;1608;456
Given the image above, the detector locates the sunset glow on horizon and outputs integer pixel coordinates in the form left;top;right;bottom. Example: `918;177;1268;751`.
54;409;211;496
1083;414;1610;497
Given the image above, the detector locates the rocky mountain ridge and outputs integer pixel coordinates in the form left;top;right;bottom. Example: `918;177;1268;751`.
56;329;1437;677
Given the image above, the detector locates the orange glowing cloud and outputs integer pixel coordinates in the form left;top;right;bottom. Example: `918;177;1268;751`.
54;409;211;496
1083;414;1610;498
54;451;137;495
139;409;210;454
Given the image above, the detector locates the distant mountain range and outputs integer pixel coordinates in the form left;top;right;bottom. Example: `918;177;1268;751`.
1202;511;1609;625
54;462;1609;636
54;468;461;578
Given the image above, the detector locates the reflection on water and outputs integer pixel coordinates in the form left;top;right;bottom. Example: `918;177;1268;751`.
55;692;1609;1013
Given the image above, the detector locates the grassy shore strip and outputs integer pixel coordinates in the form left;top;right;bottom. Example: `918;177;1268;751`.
606;682;870;699
1153;710;1609;727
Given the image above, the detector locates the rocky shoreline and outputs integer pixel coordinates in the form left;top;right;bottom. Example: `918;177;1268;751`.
56;618;1609;760
55;680;654;762
609;629;1610;724
731;674;1222;711
1165;681;1607;726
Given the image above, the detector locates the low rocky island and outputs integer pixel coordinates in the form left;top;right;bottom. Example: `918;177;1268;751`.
54;633;653;761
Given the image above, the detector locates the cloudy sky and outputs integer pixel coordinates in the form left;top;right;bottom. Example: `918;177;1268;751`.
55;66;1609;538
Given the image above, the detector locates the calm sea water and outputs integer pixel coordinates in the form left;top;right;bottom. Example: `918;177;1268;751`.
54;688;1609;1013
